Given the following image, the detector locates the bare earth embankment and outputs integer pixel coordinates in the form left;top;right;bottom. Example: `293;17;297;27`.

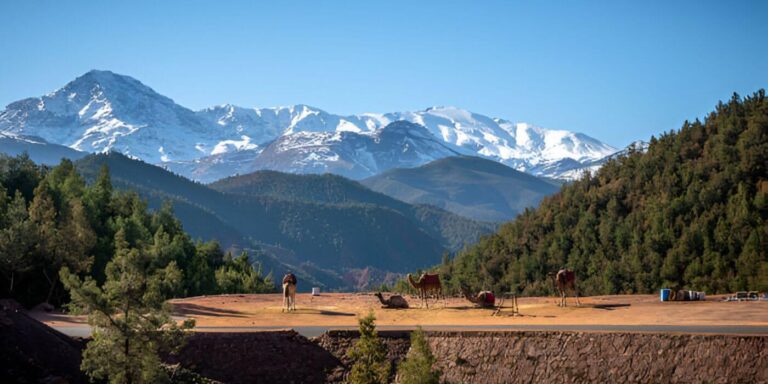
28;294;768;383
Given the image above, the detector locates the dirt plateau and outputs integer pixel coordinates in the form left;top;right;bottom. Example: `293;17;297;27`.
172;330;768;384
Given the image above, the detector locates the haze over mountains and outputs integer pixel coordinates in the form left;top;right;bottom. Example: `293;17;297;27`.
0;70;621;182
72;152;494;290
362;156;560;222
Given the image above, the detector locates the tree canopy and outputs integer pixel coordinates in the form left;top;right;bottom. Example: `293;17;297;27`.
0;156;274;307
443;90;768;296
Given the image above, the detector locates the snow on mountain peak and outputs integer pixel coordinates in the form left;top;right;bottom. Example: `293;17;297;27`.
1;70;621;181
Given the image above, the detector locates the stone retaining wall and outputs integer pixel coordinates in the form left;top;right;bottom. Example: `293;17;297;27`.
172;330;767;383
316;330;768;384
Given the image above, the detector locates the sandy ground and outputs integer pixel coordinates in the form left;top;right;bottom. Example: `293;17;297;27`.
35;293;768;330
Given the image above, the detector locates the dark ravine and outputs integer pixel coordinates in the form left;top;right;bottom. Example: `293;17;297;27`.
172;330;768;383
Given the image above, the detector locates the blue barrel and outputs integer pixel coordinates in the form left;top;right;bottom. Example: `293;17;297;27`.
660;288;671;302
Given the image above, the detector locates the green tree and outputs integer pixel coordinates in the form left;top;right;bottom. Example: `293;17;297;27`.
30;182;96;303
0;191;34;293
83;164;115;283
347;312;390;384
185;240;224;297
60;225;194;384
447;90;768;295
214;252;274;294
396;327;440;384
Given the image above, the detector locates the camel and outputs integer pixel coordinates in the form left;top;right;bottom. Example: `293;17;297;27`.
548;269;581;307
282;273;297;312
374;292;409;309
407;273;445;308
459;286;495;308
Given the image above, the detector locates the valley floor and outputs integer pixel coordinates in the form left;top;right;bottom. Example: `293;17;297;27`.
35;293;768;335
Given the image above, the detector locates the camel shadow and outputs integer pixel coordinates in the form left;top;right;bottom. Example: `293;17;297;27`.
581;303;631;311
172;303;246;318
451;305;494;311
317;310;355;317
287;309;356;317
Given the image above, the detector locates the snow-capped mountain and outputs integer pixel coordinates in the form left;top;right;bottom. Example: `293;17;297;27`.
250;121;461;180
0;70;621;181
552;140;650;180
0;70;217;163
191;104;617;180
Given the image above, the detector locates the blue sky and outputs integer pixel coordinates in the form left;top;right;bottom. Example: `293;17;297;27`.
0;1;765;147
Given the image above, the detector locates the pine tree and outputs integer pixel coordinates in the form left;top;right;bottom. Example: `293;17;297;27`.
347;312;390;384
60;224;194;384
29;182;63;302
396;327;440;384
83;164;115;283
0;190;34;293
214;252;273;294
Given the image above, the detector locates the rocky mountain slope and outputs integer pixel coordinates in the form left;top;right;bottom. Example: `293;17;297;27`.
1;70;619;182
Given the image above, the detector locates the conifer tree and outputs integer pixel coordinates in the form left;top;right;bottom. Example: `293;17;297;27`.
214;251;274;294
60;224;194;384
83;164;115;283
396;327;440;384
0;190;34;293
347;312;390;384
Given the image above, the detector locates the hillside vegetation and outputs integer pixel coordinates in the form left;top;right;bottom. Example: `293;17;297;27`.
75;155;492;290
0;155;272;306
211;170;495;251
443;91;768;295
361;156;559;222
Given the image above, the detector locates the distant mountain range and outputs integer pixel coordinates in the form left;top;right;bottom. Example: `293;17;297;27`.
0;132;86;165
0;70;622;182
361;156;561;222
73;152;494;290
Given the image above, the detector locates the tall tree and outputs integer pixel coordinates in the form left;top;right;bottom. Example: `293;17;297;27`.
0;191;34;293
60;224;194;384
83;164;115;283
347;312;390;384
214;251;274;294
396;327;440;384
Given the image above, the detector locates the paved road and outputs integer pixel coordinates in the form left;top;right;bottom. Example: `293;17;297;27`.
52;324;768;338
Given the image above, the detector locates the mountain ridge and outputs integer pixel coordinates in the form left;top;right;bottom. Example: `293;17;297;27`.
361;156;560;222
1;70;620;182
73;152;493;289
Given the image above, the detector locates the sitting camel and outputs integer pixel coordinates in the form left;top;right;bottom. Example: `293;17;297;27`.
459;286;496;308
407;273;445;309
374;292;409;309
548;269;581;307
282;272;297;312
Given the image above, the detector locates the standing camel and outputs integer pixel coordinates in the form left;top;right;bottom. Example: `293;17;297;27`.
374;292;409;309
407;273;445;308
548;269;581;307
282;272;297;312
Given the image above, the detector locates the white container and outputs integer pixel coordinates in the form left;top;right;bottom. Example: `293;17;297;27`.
312;287;320;296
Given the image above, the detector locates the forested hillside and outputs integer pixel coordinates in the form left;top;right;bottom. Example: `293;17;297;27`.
211;170;495;250
361;156;559;222
0;155;273;306
442;91;768;295
74;154;489;290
